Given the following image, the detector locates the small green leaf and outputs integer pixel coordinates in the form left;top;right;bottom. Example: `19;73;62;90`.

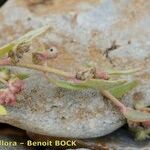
54;80;84;90
134;100;145;109
0;105;7;115
0;43;15;58
49;78;127;91
107;68;141;75
17;25;50;43
124;109;150;122
109;80;139;98
0;68;10;81
75;79;127;90
0;68;10;73
0;25;50;58
15;73;30;80
135;128;150;141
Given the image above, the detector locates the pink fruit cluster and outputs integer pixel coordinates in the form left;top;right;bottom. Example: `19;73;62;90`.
0;79;24;106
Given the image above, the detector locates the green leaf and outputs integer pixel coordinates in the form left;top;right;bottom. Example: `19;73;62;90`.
50;78;127;91
76;79;127;90
109;80;139;98
15;73;30;80
0;68;10;73
107;68;141;75
129;124;150;141
0;105;7;115
134;100;145;109
124;109;150;122
0;68;10;81
53;80;85;90
0;25;50;58
0;43;15;58
135;128;150;141
17;25;50;43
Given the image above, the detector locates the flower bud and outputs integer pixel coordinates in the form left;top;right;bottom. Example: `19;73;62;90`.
76;67;96;80
0;89;16;106
96;71;109;80
32;52;45;65
8;78;24;94
32;47;58;65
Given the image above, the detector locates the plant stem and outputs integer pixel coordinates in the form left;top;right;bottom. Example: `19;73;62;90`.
16;63;74;79
139;107;150;113
101;90;127;113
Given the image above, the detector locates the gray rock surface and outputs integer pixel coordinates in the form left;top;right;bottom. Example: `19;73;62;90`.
0;67;126;138
0;0;149;138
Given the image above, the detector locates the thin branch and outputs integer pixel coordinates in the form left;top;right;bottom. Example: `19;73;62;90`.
139;107;150;113
14;63;74;79
101;90;127;113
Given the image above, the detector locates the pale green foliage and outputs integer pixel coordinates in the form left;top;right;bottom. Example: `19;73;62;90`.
135;128;150;140
53;80;84;90
0;25;50;58
50;79;127;91
109;80;139;98
0;105;7;115
15;73;29;80
124;109;150;122
134;100;145;109
107;68;141;75
0;68;10;81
